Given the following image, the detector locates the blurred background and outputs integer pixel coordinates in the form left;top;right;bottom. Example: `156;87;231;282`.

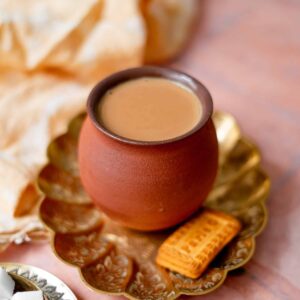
0;0;299;299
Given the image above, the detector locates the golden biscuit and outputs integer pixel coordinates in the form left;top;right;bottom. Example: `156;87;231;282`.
156;209;241;278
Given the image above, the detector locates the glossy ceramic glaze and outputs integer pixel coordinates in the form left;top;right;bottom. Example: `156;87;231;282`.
78;67;218;231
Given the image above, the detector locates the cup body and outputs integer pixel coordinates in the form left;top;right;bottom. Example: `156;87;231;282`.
78;67;218;231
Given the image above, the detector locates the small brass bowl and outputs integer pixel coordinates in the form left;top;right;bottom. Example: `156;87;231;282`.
0;263;77;300
10;273;40;292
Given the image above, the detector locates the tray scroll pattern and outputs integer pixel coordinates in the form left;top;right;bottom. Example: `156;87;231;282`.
38;111;270;299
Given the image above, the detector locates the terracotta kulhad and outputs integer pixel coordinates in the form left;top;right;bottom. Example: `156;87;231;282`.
78;67;218;231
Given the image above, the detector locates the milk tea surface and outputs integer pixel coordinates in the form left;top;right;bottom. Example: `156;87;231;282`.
97;77;202;142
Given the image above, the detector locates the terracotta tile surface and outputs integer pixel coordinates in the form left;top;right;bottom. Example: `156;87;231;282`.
1;0;299;299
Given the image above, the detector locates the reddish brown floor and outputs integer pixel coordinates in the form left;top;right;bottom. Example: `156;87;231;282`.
173;0;300;299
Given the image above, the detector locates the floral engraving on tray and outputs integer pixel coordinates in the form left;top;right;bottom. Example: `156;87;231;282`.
81;250;133;293
128;263;175;300
169;269;225;294
55;231;113;267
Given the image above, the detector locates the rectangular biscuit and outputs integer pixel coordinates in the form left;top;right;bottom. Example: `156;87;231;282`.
156;209;241;278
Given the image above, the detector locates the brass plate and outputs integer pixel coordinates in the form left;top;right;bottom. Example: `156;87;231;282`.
38;111;270;299
0;263;77;299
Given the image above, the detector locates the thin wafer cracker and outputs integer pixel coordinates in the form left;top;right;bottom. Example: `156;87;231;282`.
156;209;241;278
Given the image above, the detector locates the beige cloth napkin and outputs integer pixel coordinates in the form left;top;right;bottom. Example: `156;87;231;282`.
0;0;198;243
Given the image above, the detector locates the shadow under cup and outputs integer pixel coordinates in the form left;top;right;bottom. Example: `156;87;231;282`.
78;66;219;231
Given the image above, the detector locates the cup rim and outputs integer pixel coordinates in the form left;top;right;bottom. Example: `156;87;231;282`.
87;66;214;146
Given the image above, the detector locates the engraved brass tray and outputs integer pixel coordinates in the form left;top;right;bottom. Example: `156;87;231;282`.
38;111;270;299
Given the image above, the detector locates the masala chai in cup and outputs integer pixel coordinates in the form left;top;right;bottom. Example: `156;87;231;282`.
97;77;202;142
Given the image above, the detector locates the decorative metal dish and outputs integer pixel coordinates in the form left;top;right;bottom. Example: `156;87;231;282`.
38;111;270;299
0;263;77;300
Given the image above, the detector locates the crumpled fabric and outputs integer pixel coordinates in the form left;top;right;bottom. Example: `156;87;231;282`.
0;0;198;238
